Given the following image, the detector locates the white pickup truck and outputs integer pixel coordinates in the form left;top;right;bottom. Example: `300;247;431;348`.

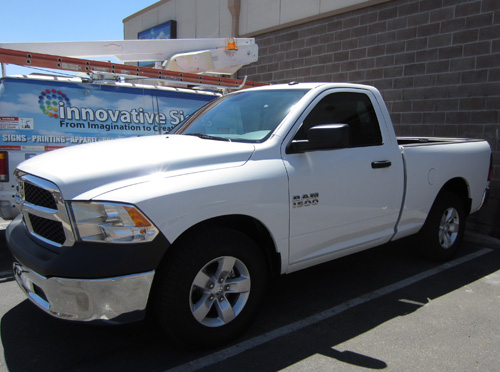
7;82;492;348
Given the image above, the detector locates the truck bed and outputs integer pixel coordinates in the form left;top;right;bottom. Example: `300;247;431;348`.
394;137;491;241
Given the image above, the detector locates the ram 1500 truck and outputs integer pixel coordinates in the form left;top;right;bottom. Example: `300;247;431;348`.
7;82;492;348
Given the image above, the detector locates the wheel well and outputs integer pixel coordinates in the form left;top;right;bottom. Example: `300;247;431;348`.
438;178;471;215
171;215;281;277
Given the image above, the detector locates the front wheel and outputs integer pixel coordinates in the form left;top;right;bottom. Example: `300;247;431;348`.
152;227;269;349
416;192;466;262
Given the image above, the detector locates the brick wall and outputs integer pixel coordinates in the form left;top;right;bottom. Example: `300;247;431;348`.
239;0;500;237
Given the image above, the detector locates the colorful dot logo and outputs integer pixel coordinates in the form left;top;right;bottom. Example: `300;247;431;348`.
39;88;71;118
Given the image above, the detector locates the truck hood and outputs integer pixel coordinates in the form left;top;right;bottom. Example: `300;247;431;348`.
18;135;255;200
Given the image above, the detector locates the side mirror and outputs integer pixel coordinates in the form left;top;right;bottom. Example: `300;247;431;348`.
289;124;351;153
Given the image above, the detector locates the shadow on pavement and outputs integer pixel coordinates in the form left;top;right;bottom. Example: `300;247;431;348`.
2;233;499;372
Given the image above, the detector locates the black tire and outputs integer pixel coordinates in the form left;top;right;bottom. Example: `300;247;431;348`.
416;192;466;262
152;227;269;349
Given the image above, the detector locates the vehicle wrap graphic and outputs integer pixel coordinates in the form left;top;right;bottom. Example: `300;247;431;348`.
0;77;216;151
39;88;70;118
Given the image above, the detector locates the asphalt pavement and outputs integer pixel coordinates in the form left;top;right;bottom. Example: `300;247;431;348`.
0;221;499;371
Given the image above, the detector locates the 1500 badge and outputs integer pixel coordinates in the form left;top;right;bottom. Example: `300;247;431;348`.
292;193;319;208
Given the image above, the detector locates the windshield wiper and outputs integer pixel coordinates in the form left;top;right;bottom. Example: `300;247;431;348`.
184;133;231;142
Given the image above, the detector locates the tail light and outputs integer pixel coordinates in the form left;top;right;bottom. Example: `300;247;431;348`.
0;151;8;182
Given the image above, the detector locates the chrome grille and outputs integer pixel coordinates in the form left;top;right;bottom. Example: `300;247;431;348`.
28;213;66;245
24;182;58;210
17;172;75;248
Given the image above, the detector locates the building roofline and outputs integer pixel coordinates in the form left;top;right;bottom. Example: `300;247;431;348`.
122;0;169;23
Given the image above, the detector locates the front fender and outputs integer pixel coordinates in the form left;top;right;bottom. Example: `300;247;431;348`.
95;160;291;272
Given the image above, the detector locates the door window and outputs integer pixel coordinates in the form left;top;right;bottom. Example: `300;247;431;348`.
294;92;383;147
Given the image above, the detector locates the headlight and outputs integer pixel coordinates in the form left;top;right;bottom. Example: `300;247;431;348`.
70;201;159;243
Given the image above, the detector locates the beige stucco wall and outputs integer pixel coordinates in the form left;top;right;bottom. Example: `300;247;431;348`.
123;0;384;39
240;0;371;35
123;0;233;39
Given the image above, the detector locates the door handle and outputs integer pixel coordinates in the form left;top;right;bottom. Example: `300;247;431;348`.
371;160;392;169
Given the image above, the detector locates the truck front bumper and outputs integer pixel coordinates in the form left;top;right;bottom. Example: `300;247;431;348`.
13;261;154;323
7;214;170;323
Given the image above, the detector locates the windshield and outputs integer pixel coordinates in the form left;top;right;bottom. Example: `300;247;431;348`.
174;89;308;143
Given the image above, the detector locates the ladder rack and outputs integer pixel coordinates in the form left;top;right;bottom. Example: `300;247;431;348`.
0;47;266;90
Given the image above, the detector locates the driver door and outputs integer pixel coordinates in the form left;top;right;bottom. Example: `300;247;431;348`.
282;89;404;269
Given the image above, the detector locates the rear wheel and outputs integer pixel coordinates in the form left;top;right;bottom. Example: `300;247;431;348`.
152;227;268;348
417;192;466;262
